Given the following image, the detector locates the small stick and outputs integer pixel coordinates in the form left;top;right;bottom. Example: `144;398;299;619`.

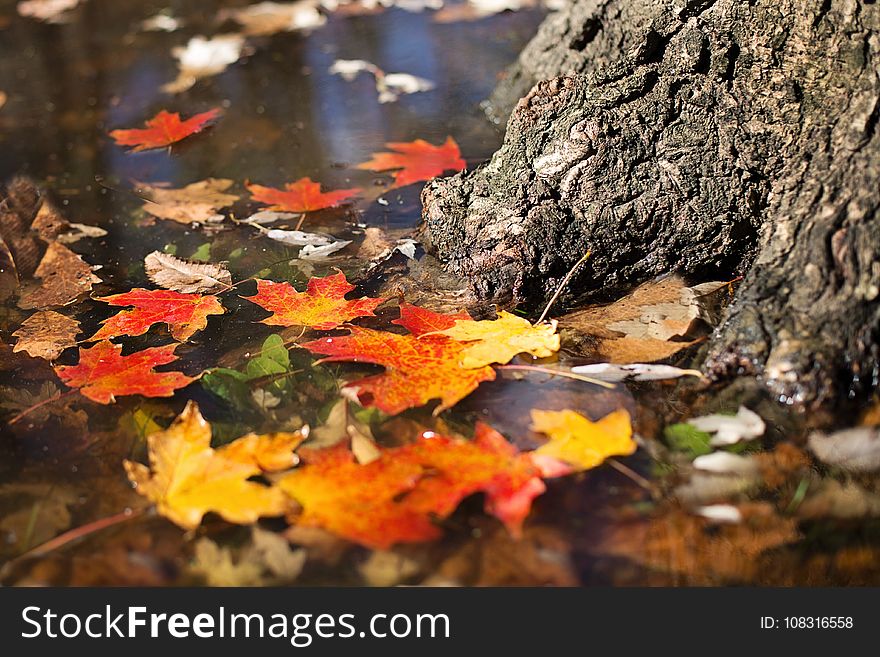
536;250;591;325
607;458;658;496
11;508;144;561
497;364;616;389
7;389;77;426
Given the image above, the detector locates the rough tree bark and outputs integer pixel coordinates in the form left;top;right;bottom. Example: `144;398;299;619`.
421;0;880;408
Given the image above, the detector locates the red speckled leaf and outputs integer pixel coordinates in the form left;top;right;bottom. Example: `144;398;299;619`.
55;341;196;404
247;178;361;212
280;424;557;549
243;271;383;330
356;137;466;189
90;288;225;342
300;303;494;415
109;108;221;152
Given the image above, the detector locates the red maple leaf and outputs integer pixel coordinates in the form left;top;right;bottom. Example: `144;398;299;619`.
300;303;495;415
280;423;558;549
356;137;466;189
243;272;384;330
90;288;225;342
55;341;196;404
246;178;362;212
109;108;221;152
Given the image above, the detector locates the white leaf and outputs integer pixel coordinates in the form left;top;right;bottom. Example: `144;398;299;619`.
694;504;742;524
56;223;107;244
395;239;418;259
141;13;182;32
687;406;765;446
571;362;703;382
808;427;880;473
692;451;758;475
330;58;435;103
162;35;246;94
242;211;300;225
298;240;352;260
265;229;334;247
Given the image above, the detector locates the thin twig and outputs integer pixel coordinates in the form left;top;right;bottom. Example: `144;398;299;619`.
537;250;591;324
12;508;144;561
607;458;658;496
7;389;77;425
497;364;616;389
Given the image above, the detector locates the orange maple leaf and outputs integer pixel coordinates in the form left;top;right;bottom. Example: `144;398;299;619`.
356;137;466;188
243;271;384;330
55;341;196;404
300;303;495;415
109;108;221;152
90;289;225;342
246;177;362;212
280;423;562;549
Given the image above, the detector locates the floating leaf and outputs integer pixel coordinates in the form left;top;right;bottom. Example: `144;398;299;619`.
144;251;232;294
329;59;435;103
571;363;703;382
244;271;383;330
808;427;880;473
357;137;466;189
162;35;246;94
91;288;224;342
110;108;221;152
125;401;305;529
219;1;326;36
12;310;80;360
298;240;352;259
301;303;495;415
55;341;196;404
436;311;559;368
18;0;80;23
280;422;553;549
247;178;361;213
136;179;237;225
530;408;635;471
687;406;765;447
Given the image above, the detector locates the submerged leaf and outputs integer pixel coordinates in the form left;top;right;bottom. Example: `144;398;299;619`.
136;178;237;225
17;242;101;310
530;408;635;471
12;310;80;360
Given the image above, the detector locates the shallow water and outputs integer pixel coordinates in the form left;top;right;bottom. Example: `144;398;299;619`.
2;0;879;587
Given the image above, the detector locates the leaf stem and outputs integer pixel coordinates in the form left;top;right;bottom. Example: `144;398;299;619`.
7;389;78;426
497;364;616;389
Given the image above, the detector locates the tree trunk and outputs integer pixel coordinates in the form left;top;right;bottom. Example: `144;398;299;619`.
420;0;880;409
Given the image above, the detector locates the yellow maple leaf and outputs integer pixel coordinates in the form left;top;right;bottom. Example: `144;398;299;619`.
124;401;305;529
530;408;635;471
436;311;560;368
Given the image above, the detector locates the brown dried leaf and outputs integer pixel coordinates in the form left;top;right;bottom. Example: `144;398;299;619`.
136;178;238;225
144;251;232;294
12;310;80;360
17;242;101;310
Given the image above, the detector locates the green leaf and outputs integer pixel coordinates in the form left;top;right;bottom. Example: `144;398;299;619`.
261;334;290;368
190;242;212;262
202;368;251;407
663;423;713;458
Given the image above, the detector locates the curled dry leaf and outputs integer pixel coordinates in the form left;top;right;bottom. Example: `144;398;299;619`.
571;362;703;382
12;310;80;360
91;288;225;342
436;311;559;368
240;210;299;225
808;426;880;473
144;251;232;294
136;178;237;225
264;228;333;246
357;137;466;189
17;242;101;310
56;222;107;244
220;1;326;36
329;59;435;103
109;108;221;152
244;271;383;329
687;406;765;446
125;401;306;529
530;408;635;471
55;341;196;404
162;35;247;94
17;0;80;23
298;240;352;259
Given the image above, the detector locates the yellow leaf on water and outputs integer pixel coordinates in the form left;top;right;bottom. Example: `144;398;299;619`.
436;311;560;368
124;401;305;529
530;408;635;471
